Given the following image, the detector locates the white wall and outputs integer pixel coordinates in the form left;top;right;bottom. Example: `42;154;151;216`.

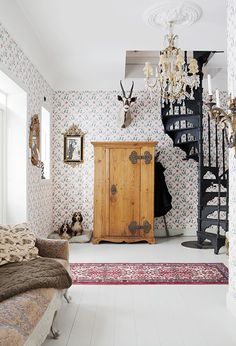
0;0;55;87
227;0;236;317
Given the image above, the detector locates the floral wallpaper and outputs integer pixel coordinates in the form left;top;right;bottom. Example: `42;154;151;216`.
0;21;230;244
0;23;53;237
227;0;236;299
52;91;227;236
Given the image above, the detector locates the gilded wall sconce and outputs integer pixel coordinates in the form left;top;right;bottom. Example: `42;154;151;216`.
206;74;236;157
206;95;236;157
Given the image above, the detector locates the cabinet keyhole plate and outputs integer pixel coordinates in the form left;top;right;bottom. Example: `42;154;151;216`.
111;184;117;195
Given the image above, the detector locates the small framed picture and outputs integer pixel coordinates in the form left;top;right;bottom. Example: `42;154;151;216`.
64;135;83;162
63;125;85;166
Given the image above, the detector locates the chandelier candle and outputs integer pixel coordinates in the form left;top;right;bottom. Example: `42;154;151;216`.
216;89;220;107
155;67;158;78
207;74;212;95
231;73;235;98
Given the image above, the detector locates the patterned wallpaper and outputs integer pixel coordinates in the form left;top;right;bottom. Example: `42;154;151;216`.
227;0;236;299
0;21;230;243
52;91;227;236
0;23;53;237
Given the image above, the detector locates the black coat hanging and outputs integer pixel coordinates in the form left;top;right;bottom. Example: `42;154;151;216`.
154;161;172;217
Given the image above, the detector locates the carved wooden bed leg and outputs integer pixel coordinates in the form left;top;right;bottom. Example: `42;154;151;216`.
64;289;72;303
50;311;60;339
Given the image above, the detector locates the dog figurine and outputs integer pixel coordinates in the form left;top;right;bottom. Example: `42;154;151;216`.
71;212;83;236
59;221;73;240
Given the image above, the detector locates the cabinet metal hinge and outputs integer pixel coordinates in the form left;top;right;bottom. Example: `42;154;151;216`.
129;151;152;164
128;220;151;234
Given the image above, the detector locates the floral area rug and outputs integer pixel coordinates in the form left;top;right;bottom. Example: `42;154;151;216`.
70;262;228;285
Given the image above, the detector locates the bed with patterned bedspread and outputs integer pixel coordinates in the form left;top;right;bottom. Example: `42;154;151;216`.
0;239;71;346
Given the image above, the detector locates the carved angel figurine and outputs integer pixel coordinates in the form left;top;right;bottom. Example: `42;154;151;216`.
188;58;199;75
176;53;185;72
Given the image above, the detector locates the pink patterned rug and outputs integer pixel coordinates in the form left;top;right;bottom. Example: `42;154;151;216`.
70;263;228;285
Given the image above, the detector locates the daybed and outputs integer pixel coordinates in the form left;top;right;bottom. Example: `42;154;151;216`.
0;238;71;346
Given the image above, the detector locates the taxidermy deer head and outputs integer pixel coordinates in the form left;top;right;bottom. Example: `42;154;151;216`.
118;81;137;128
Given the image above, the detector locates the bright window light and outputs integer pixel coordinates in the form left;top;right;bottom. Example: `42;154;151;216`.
0;91;6;106
41;107;50;180
0;91;6;224
0;71;27;224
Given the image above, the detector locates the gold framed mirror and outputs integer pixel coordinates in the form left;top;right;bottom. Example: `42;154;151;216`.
29;114;40;166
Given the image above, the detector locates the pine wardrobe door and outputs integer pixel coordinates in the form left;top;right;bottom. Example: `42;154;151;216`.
93;146;107;242
140;145;155;243
109;148;141;238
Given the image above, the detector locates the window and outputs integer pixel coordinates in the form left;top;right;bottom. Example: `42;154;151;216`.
41;107;51;180
0;70;27;224
0;91;6;105
0;91;6;224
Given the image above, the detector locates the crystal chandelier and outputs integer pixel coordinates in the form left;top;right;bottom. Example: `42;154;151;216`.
143;22;200;106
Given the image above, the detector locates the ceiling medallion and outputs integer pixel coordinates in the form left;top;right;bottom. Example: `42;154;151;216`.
143;1;202;28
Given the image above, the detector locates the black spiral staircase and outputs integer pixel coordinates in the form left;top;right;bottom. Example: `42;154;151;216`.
161;51;229;254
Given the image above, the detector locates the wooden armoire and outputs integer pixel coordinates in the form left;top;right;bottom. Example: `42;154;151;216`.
92;142;157;244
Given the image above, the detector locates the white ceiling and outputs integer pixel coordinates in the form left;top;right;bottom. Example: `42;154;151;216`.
0;0;227;90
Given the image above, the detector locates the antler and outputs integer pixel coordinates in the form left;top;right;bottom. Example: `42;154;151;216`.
120;80;126;98
120;80;135;99
129;81;134;98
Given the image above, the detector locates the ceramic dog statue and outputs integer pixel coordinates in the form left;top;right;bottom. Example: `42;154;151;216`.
59;221;73;240
71;212;83;236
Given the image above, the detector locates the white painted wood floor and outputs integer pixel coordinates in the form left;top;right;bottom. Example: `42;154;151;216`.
43;237;236;346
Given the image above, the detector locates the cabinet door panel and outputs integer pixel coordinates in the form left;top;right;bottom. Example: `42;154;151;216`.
93;147;107;239
140;146;155;238
109;148;140;237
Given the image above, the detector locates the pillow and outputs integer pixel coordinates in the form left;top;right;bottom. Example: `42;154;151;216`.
0;223;39;266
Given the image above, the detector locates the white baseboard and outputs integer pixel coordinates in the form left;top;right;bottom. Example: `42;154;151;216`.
182;229;197;237
227;291;236;318
155;229;196;237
